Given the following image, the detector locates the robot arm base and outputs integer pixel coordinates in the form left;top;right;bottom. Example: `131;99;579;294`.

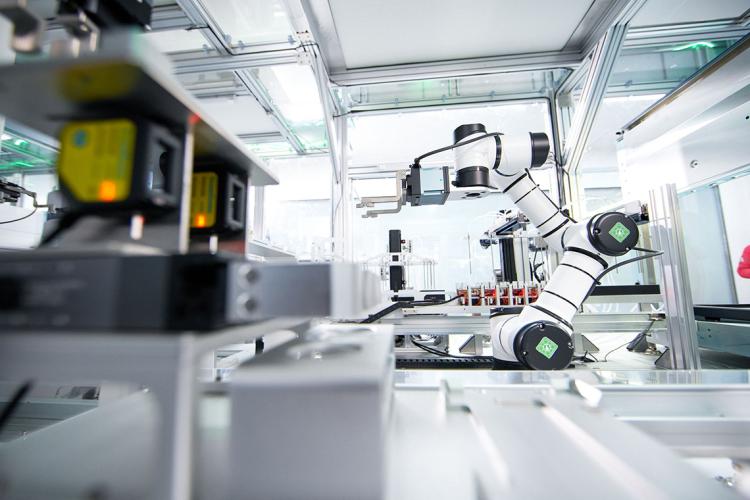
491;314;574;370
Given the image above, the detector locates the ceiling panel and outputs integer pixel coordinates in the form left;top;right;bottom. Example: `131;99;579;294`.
631;0;750;27
200;0;295;48
197;96;278;135
327;0;595;69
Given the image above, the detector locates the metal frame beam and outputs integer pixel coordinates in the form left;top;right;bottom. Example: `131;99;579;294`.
578;0;648;58
328;51;582;87
171;49;298;75
150;4;194;32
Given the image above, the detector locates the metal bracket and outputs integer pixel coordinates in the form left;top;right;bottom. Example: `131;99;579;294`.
356;171;407;218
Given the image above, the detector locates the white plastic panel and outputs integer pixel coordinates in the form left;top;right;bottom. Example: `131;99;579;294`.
328;0;595;68
631;0;750;27
197;96;278;135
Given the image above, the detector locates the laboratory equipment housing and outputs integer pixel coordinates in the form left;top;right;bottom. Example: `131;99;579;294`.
0;0;750;499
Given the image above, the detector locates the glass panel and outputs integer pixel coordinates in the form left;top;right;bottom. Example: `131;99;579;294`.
716;171;750;304
555;52;593;146
609;39;739;96
200;0;294;50
678;187;737;304
337;69;570;113
142;29;209;54
262;156;332;257
245;141;295;158
566;38;740;219
252;65;327;152
575;94;663;215
0;129;57;173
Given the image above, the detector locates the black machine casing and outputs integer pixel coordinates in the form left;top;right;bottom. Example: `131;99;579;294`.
0;252;235;331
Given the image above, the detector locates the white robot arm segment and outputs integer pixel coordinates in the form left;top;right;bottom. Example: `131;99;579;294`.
452;123;641;369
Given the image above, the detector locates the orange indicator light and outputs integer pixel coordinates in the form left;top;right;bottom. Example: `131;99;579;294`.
194;213;207;227
98;180;117;202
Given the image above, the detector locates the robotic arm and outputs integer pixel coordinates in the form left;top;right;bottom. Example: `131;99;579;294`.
428;123;644;369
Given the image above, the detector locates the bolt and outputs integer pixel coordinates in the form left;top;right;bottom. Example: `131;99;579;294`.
245;268;258;283
244;298;256;312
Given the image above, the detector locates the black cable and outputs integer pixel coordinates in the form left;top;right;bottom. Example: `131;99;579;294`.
360;301;412;324
360;296;460;324
411;295;461;307
0;380;34;433
0;206;37;224
573;351;599;363
413;132;503;166
594;248;663;282
603;320;656;362
409;335;493;360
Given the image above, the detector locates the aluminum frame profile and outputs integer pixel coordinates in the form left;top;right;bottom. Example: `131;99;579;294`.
328;50;584;87
561;22;630;171
648;184;701;370
624;19;750;48
150;4;194;32
171;48;299;75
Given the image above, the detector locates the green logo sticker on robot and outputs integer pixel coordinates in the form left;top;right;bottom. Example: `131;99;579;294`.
536;336;558;359
608;222;631;243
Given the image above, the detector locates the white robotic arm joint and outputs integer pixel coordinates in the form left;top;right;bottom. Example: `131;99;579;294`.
449;123;642;370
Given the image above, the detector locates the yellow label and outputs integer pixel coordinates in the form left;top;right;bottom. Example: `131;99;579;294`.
59;63;139;102
58;119;136;203
190;172;218;228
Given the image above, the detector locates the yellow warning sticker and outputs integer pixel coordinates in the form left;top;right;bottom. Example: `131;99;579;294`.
190;172;218;228
58;119;136;203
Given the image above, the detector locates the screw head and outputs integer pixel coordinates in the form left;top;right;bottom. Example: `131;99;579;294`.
245;268;258;283
244;298;256;312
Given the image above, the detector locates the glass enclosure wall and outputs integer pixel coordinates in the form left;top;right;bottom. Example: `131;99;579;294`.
556;36;742;218
679;172;750;305
261;156;332;259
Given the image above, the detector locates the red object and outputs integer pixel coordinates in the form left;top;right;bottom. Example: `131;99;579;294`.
739;245;750;279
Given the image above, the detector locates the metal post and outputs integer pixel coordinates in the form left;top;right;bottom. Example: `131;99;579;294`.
177;121;195;253
648;183;701;370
